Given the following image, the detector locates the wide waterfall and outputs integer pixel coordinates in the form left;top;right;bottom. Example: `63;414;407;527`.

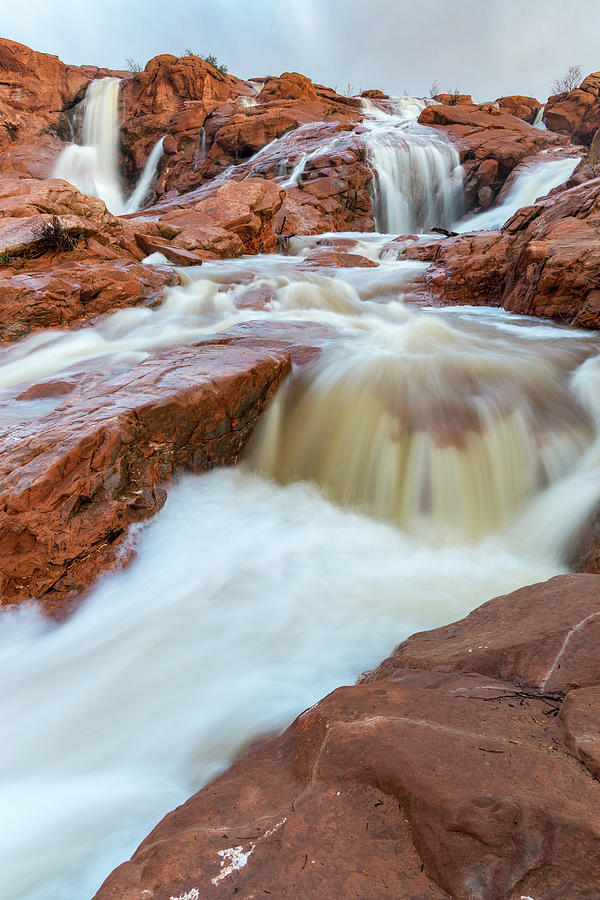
361;99;465;233
53;78;164;215
3;64;600;900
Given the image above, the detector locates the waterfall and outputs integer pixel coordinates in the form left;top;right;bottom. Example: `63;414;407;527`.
248;313;594;543
361;99;465;234
53;78;164;216
2;240;600;898
533;105;546;129
455;155;580;233
193;126;207;171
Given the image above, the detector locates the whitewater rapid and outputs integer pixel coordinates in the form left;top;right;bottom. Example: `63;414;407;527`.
2;233;600;898
1;88;596;900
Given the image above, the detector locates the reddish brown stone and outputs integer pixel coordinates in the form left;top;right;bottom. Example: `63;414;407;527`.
497;95;542;124
545;72;600;145
258;72;318;103
299;249;378;268
133;232;204;266
0;340;292;613
0;258;176;342
419;102;569;209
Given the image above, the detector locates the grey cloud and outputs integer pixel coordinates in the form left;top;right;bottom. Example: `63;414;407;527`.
4;0;600;101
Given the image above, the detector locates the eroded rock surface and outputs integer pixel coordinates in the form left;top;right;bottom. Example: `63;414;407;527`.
545;72;600;145
419;102;569;210
406;175;600;329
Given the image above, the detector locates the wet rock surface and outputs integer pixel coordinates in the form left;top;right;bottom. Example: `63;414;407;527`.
419;102;569;209
406;175;600;329
94;574;600;900
0;335;298;615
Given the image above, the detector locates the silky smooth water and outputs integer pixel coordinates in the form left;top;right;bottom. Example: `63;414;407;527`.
54;78;164;215
2;242;600;899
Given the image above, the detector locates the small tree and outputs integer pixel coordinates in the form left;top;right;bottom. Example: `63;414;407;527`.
430;79;440;98
125;57;142;74
552;65;583;94
184;49;228;74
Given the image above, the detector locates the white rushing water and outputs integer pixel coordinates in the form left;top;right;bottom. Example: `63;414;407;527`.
455;154;580;232
53;78;164;215
361;98;465;233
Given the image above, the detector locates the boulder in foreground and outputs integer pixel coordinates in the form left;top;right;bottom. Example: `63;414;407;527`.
95;574;600;899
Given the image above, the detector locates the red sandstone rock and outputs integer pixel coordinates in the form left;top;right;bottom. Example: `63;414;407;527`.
0;339;292;613
545;72;600;145
0;38;122;179
94;573;600;900
360;89;389;99
258;72;318;103
133;232;205;266
407;173;600;332
299;249;378;268
496;95;542;124
433;93;473;105
0;259;176;341
419;102;569;209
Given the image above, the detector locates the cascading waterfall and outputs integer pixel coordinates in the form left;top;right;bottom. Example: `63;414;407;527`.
3;79;600;900
533;105;546;129
53;78;164;215
455;154;580;232
361;99;465;233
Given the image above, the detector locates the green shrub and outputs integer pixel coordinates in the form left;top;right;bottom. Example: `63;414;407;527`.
184;49;228;74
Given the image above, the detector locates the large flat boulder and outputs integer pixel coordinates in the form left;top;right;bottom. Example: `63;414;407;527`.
94;574;600;899
0;339;292;614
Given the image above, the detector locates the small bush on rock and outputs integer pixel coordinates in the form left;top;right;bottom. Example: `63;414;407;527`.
34;217;81;255
184;50;228;74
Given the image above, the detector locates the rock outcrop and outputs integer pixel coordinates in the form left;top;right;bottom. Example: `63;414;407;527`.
545;72;600;145
496;95;542;124
0;335;295;615
94;574;600;899
406;174;600;329
0;38;121;178
419;102;569;210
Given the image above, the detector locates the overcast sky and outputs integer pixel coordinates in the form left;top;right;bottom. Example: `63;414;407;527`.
4;0;600;102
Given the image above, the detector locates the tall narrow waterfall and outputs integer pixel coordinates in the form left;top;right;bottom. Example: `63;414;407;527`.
53;78;164;216
361;99;465;233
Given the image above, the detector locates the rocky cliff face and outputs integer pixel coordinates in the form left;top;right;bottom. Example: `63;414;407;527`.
545;72;600;145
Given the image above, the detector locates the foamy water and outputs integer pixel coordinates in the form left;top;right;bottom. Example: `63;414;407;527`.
2;243;600;898
0;468;564;900
2;86;597;899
